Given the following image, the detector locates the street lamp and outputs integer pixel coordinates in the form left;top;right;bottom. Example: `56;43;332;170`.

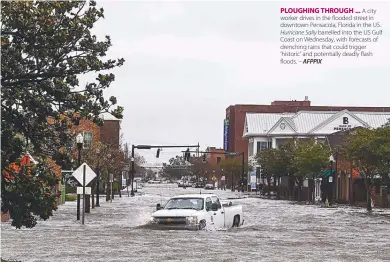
327;154;335;206
76;133;83;166
76;133;83;222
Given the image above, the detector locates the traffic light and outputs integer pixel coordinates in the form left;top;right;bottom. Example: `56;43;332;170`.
202;154;206;163
156;148;160;158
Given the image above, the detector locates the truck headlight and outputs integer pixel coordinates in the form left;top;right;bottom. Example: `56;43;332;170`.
186;216;197;224
150;217;156;222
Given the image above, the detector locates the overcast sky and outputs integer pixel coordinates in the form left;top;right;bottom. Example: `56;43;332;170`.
86;1;390;164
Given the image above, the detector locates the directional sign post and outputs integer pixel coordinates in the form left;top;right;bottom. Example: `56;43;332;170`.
77;187;92;195
72;163;97;224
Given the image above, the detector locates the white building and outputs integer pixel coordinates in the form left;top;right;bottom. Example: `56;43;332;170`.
243;109;390;161
243;109;390;193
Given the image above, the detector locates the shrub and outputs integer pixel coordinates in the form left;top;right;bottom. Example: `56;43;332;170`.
65;194;77;202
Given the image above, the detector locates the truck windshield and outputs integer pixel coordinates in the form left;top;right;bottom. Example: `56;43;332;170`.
164;198;204;210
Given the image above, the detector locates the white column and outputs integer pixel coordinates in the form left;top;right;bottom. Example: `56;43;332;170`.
272;137;277;149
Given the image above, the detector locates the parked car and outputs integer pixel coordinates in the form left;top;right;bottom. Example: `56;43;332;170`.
193;182;205;188
150;193;244;230
204;183;215;190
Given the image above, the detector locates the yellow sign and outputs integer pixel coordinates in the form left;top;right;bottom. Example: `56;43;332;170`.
167;218;172;222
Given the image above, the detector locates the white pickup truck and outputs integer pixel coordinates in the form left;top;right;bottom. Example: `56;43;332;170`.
150;193;244;230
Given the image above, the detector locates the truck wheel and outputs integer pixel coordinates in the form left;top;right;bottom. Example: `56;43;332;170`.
233;215;240;227
198;220;206;230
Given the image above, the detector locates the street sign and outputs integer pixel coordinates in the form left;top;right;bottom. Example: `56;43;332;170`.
77;187;91;195
228;152;240;156
109;173;113;182
72;163;97;186
62;170;80;187
122;171;129;180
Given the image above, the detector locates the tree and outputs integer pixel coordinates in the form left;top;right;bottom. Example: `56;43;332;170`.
190;157;213;182
343;128;390;211
163;156;192;180
293;139;330;202
81;141;123;203
257;149;277;194
1;1;124;228
219;157;251;191
1;157;59;229
256;140;297;198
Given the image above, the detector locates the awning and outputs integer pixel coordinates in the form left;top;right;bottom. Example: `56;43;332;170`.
316;169;335;178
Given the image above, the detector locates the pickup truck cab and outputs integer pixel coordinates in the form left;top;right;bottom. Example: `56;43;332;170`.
150;193;244;230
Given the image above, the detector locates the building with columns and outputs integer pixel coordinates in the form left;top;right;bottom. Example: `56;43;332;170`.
243;109;390;183
244;109;390;156
225;98;390;161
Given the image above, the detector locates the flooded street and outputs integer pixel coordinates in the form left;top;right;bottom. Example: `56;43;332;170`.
2;184;390;262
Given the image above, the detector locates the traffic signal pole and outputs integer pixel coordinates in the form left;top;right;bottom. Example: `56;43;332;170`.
131;144;200;192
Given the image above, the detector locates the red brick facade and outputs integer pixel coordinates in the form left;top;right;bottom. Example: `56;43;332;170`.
205;147;226;181
226;99;390;160
100;120;120;147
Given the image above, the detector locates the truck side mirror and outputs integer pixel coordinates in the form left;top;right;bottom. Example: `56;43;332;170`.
211;203;218;211
156;203;161;210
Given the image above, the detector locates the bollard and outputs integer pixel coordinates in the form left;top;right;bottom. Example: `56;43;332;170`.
85;195;90;213
77;194;80;220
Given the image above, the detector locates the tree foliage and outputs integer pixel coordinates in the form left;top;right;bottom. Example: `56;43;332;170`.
293;139;330;179
1;1;124;228
343;128;386;179
343;127;390;210
1;158;59;229
257;140;297;178
163;156;193;180
219;158;251;175
1;1;125;168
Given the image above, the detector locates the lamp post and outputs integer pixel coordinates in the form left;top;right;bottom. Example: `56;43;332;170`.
76;133;83;221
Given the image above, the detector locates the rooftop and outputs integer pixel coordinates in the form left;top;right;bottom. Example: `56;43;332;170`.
100;112;120;121
243;109;390;137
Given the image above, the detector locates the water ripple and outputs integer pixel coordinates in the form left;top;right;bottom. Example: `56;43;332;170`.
2;184;390;262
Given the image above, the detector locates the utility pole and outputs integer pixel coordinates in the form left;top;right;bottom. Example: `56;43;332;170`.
131;145;135;196
131;144;201;188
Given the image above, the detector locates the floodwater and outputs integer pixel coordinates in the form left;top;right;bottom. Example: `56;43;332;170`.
1;184;390;262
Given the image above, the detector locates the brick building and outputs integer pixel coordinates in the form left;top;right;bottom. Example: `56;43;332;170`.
205;147;226;166
99;112;121;147
72;112;121;151
225;97;390;161
205;147;227;185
